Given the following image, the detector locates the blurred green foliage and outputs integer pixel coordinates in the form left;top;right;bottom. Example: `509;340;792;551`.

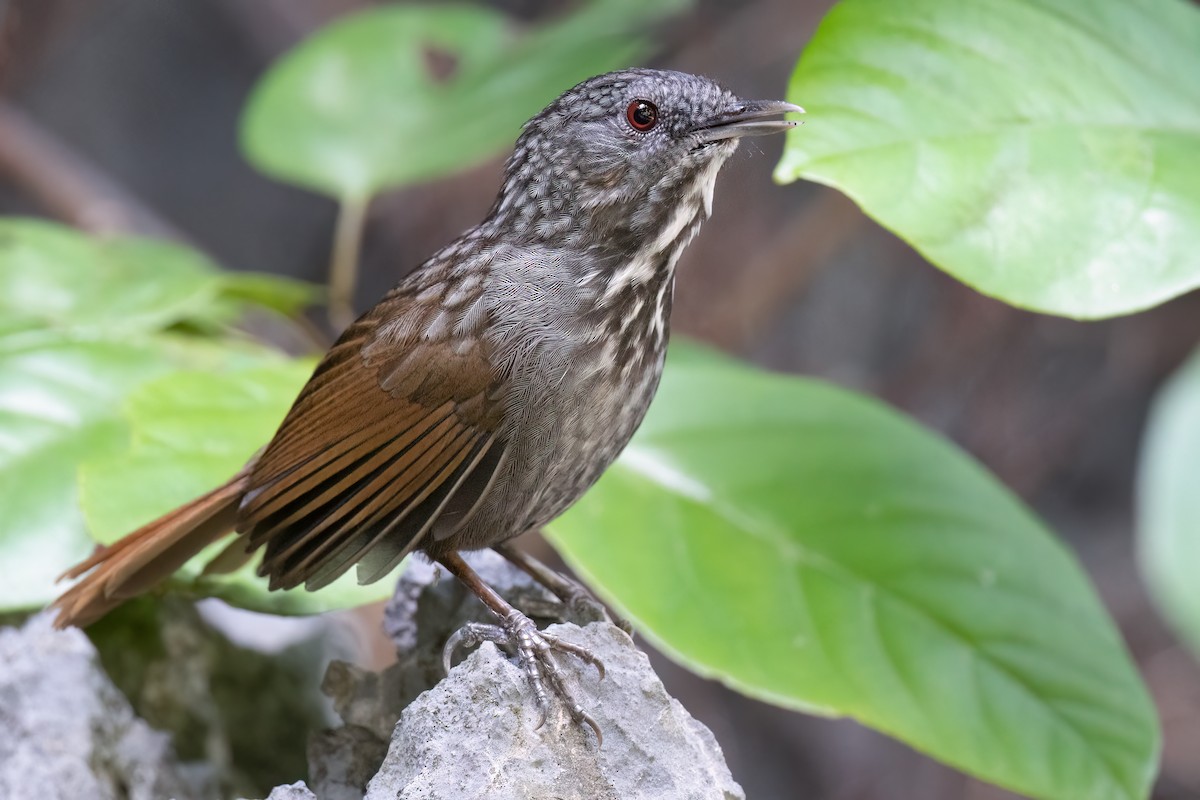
241;0;688;201
1139;350;1200;660
82;365;396;613
0;219;384;613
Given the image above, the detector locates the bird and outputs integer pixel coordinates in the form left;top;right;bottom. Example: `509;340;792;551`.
52;68;802;738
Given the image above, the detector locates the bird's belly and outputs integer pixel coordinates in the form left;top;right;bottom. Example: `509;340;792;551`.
448;341;666;551
522;356;664;528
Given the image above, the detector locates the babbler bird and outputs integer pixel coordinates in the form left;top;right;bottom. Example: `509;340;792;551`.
53;68;802;737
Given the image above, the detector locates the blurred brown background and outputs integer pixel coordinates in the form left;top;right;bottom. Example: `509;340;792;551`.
2;1;1199;797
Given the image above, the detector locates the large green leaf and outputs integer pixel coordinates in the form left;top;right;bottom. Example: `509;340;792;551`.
0;219;321;612
78;363;393;615
0;334;174;609
240;0;687;200
775;0;1200;319
218;272;322;319
0;218;316;333
0;219;222;334
548;349;1158;800
1138;349;1200;659
80;362;311;542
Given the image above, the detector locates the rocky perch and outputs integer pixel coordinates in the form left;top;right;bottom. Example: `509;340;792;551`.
0;614;200;800
2;553;743;800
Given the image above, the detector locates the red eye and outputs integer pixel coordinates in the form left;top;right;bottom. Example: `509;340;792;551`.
626;99;658;132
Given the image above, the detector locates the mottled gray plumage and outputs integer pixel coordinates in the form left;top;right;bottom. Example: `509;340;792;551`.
53;68;801;737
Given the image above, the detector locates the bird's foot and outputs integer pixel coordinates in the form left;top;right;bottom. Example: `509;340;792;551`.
493;542;632;633
443;609;605;743
550;580;634;635
544;573;612;626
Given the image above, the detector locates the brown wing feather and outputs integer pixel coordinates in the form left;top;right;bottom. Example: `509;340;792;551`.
239;290;504;591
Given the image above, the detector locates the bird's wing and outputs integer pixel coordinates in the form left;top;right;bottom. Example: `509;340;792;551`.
239;284;507;591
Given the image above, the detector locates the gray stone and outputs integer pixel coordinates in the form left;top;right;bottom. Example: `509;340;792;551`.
383;552;570;661
308;553;561;797
262;780;317;800
308;724;389;800
365;622;744;800
293;556;742;800
323;553;560;736
0;612;202;800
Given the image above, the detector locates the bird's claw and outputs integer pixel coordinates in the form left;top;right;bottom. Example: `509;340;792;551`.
442;610;604;744
558;583;632;635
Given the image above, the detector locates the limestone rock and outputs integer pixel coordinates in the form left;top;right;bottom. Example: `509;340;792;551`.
365;622;745;800
309;552;566;797
0;613;202;800
308;724;389;800
293;555;743;800
261;781;318;800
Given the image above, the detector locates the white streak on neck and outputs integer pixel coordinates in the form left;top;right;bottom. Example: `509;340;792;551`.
603;251;657;301
698;158;722;218
651;198;700;255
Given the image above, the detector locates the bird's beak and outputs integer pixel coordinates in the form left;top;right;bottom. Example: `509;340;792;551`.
692;99;805;144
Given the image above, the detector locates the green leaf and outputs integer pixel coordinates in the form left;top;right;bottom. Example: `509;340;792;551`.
0;218;318;332
240;0;687;199
217;272;321;318
80;360;311;542
0;334;175;609
79;362;393;615
1138;349;1200;660
775;0;1200;319
547;348;1159;800
0;218;223;333
0;218;319;612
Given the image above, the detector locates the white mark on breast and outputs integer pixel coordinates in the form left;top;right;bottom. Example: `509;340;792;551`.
602;252;656;302
651;199;699;254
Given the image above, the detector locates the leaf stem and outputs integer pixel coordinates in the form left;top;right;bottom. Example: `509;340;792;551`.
328;196;369;332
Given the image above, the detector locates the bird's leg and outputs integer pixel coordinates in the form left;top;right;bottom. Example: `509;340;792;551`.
438;552;605;742
493;542;631;633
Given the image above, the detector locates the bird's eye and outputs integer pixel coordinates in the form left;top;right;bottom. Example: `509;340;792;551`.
625;99;658;132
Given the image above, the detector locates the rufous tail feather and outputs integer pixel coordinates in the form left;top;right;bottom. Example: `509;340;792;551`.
51;470;251;628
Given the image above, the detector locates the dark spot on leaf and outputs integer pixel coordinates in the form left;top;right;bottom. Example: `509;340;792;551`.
421;43;459;84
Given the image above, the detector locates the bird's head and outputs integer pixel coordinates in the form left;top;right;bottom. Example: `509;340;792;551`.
491;69;803;246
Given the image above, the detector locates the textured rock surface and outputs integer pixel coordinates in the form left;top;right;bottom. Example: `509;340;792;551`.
87;596;333;795
309;552;567;797
308;724;389;800
302;553;742;800
261;781;318;799
0;613;202;800
364;621;744;800
322;552;568;741
3;557;738;800
260;554;742;800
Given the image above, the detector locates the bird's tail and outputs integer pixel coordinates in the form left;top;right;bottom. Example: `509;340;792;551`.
51;470;251;628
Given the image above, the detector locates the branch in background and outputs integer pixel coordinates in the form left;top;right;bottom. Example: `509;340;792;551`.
0;100;330;352
0;102;185;240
